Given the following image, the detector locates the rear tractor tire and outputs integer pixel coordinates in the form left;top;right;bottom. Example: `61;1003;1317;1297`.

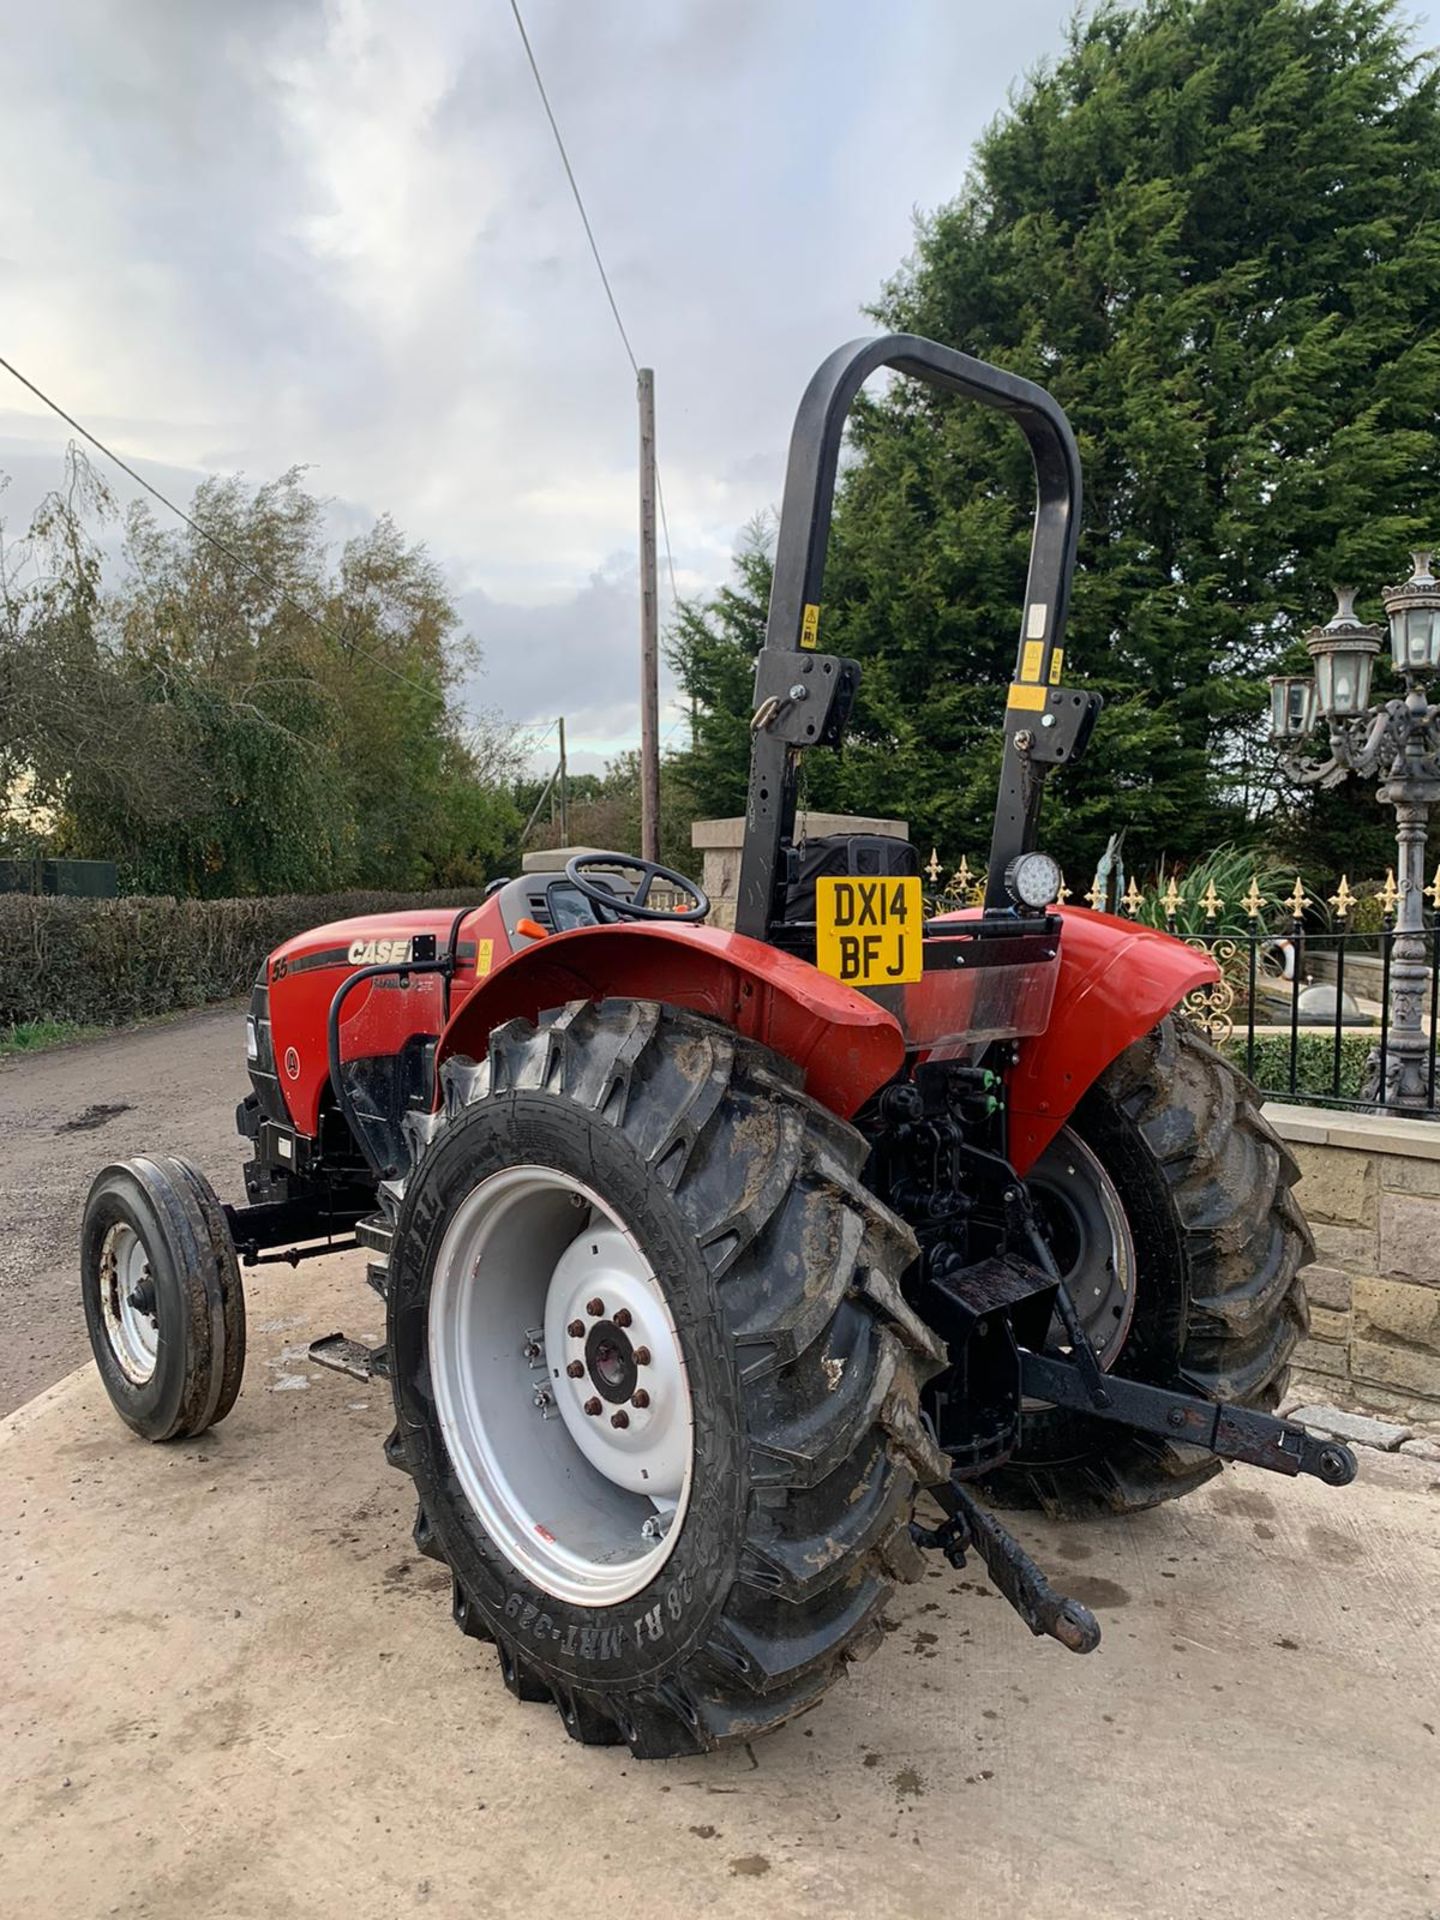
989;1014;1311;1519
81;1156;246;1442
385;1000;948;1758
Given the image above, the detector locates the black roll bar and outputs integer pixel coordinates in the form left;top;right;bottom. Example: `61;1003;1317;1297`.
733;334;1085;938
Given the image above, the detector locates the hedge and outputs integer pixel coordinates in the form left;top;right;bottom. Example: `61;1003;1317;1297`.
1222;1031;1375;1103
0;889;481;1030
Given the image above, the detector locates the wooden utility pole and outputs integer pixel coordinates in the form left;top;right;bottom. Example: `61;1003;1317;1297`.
637;368;661;863
557;714;569;845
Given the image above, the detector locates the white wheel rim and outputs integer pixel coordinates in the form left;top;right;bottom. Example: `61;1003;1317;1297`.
99;1221;160;1385
427;1166;694;1607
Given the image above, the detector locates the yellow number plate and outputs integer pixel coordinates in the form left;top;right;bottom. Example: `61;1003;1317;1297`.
815;875;924;987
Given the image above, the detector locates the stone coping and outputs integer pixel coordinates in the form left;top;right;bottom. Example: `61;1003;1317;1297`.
1263;1100;1440;1162
520;845;614;873
691;812;908;848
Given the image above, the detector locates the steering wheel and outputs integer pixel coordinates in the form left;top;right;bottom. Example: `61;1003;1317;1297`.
564;852;710;924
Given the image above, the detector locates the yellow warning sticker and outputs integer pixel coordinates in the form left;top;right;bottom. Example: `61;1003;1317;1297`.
800;603;821;649
476;938;494;978
1007;682;1048;712
815;876;923;987
1020;639;1045;683
1049;648;1065;685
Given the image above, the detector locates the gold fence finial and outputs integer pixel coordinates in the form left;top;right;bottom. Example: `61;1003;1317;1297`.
1200;878;1224;920
1329;875;1354;920
1242;876;1266;919
1122;878;1143;917
1380;869;1399;916
1085;877;1106;911
1429;864;1440;911
1161;876;1183;919
1056;871;1072;905
926;847;942;884
1284;876;1311;919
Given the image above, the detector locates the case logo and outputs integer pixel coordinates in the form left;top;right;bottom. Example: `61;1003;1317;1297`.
347;936;414;966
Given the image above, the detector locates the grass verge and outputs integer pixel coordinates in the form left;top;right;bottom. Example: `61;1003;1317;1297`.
0;1019;105;1058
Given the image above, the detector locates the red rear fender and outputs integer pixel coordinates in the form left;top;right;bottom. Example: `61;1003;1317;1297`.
439;922;905;1121
1007;907;1219;1173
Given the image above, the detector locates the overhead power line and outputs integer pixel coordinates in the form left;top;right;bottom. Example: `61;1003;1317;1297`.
506;0;681;607
0;354;448;708
506;0;638;377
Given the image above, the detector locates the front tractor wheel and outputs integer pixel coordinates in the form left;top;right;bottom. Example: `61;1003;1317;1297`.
81;1156;246;1442
386;1001;947;1758
989;1014;1311;1519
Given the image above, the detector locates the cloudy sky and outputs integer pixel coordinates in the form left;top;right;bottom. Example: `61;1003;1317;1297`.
3;1;1434;774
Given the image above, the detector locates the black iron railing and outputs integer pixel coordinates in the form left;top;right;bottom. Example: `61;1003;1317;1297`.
923;853;1439;1119
1173;921;1437;1117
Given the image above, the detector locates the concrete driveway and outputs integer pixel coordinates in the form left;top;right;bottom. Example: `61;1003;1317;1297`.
3;1241;1438;1920
0;1006;249;1416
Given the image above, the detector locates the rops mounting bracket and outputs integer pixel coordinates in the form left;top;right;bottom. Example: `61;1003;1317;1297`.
1007;684;1103;768
750;650;860;749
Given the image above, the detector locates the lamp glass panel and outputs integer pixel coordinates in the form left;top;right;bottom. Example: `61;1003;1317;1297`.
1313;651;1335;714
1410;608;1436;669
1391;607;1438;671
1270;677;1315;737
1331;656;1357;712
1351;649;1374;712
1322;647;1373;717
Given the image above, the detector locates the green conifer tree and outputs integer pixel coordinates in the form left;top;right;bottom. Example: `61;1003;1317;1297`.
673;0;1440;882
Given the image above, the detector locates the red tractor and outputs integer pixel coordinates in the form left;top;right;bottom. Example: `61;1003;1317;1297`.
81;335;1353;1757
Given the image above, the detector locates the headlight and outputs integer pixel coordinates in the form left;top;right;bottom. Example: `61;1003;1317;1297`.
1004;851;1063;911
245;1017;259;1063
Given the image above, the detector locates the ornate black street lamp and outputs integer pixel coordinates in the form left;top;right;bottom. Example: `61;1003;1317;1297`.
1270;556;1440;1110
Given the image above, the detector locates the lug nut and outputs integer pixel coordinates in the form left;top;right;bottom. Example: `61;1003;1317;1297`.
566;1360;585;1379
586;1297;605;1317
631;1389;650;1410
613;1307;632;1329
633;1346;651;1366
611;1410;630;1429
567;1319;585;1339
584;1397;602;1417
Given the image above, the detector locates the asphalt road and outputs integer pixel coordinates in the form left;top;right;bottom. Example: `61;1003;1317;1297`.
0;1006;250;1417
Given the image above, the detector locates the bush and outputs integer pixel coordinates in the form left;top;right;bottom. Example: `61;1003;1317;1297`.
1223;1032;1375;1104
0;889;481;1030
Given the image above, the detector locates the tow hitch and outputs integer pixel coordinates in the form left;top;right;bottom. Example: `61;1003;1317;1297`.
1018;1348;1358;1486
912;1476;1102;1655
1005;1183;1359;1490
908;1182;1358;1656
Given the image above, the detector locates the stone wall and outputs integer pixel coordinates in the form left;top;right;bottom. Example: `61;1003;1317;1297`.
1265;1105;1440;1422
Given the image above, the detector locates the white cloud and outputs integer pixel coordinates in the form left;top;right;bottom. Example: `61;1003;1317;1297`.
25;0;1415;766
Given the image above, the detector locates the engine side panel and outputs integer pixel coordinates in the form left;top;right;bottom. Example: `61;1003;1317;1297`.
263;901;516;1137
1006;906;1219;1173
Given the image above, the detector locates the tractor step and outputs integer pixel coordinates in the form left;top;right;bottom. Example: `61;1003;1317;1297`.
308;1332;390;1382
355;1215;393;1256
